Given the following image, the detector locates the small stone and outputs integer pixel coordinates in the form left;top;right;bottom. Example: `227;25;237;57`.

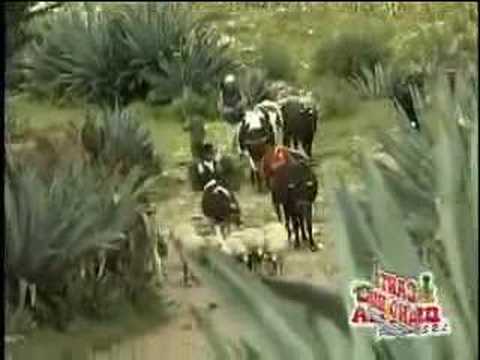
208;302;218;311
181;323;193;331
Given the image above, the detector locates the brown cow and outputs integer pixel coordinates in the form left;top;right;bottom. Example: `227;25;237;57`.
262;147;318;251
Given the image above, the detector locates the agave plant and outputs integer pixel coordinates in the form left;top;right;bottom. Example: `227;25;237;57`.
119;3;235;104
350;63;397;100
118;3;197;103
4;159;141;299
20;4;130;106
390;20;477;79
5;1;63;62
93;106;162;178
183;24;237;95
187;68;478;359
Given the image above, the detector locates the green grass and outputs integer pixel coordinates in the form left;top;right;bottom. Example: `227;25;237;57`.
8;94;396;176
7;94;87;131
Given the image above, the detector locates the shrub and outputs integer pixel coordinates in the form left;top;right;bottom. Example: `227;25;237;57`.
311;20;393;80
312;74;360;119
19;4;237;107
350;63;398;100
20;6;130;107
5;101;30;142
390;20;478;76
118;3;197;104
257;40;296;82
5;154;165;330
95;106;162;177
169;87;218;122
5;161;136;323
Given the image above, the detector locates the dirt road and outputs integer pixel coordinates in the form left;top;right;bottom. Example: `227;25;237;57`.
103;171;340;360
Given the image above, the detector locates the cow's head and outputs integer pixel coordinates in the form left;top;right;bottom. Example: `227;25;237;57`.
242;110;273;145
288;175;318;215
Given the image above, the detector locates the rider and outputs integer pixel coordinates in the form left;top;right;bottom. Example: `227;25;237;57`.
218;73;246;125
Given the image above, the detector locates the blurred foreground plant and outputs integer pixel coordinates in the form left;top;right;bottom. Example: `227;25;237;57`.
188;68;478;359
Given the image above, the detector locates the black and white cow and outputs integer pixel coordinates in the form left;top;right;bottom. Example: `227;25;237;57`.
201;179;242;253
237;100;284;190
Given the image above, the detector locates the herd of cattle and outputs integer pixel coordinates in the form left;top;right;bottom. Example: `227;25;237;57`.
195;68;438;277
74;70;434;283
195;74;322;277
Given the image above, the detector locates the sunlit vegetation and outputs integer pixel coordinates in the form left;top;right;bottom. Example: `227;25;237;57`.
4;2;477;359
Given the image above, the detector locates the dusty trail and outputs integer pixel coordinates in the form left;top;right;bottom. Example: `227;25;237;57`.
111;165;340;360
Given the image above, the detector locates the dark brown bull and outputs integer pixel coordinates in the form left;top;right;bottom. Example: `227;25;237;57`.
268;156;318;252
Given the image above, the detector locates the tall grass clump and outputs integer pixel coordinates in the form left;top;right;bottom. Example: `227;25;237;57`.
20;5;130;107
312;74;361;119
312;19;393;81
187;67;478;359
257;40;296;82
349;63;397;100
390;16;478;75
118;3;197;103
5;160;135;330
5;149;168;332
90;106;162;178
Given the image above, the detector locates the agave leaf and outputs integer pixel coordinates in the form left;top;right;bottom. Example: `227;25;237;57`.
189;250;316;360
190;306;236;360
260;277;351;337
361;154;423;276
433;121;477;344
331;186;382;281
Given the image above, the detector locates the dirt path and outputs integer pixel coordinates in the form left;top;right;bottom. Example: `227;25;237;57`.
102;166;341;360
